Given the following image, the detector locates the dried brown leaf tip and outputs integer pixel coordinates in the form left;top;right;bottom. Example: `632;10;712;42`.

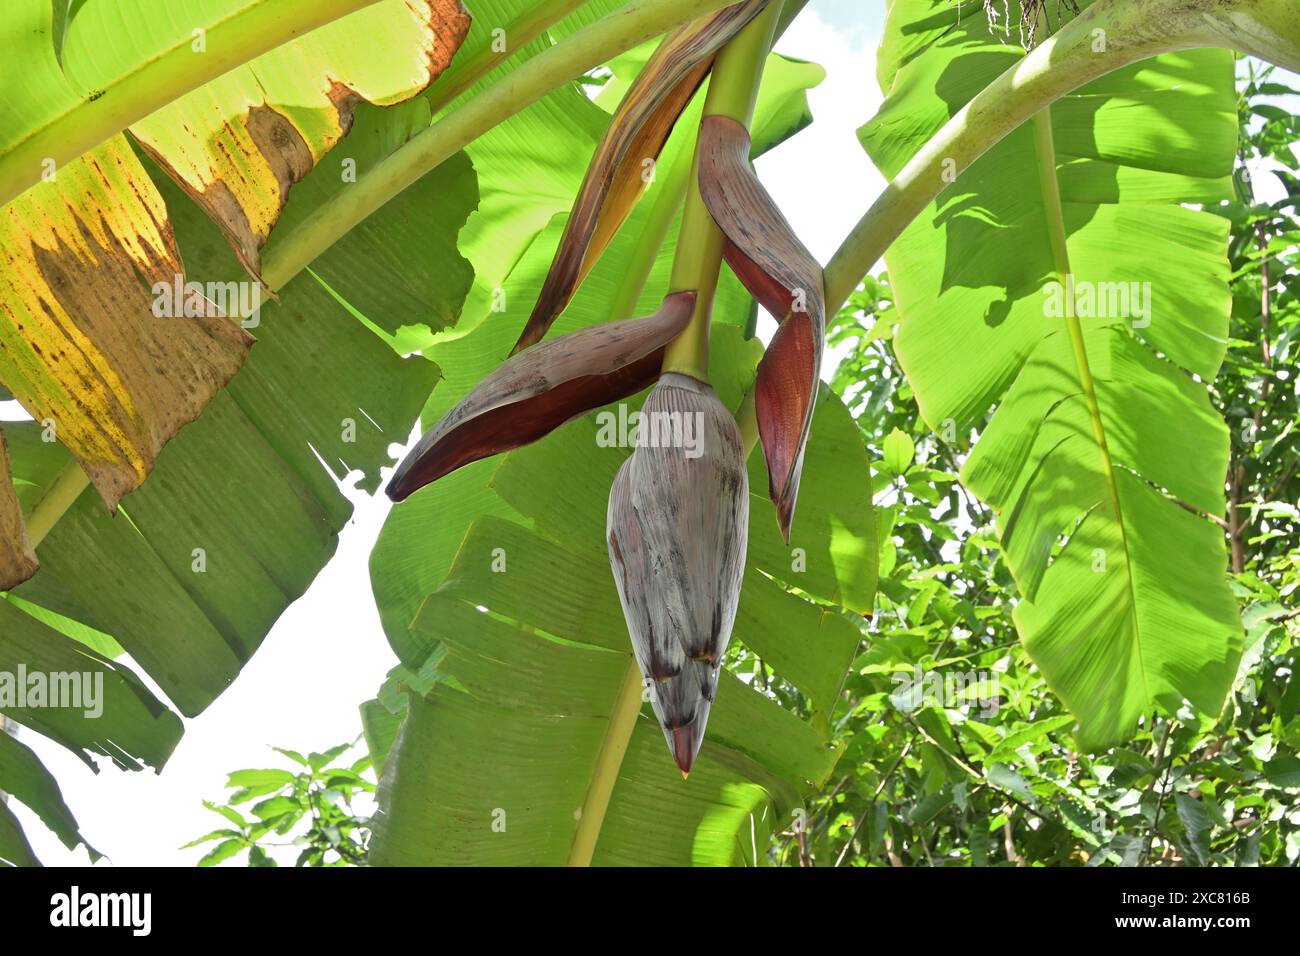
0;428;38;592
386;292;695;501
697;114;824;541
511;0;772;354
607;374;748;776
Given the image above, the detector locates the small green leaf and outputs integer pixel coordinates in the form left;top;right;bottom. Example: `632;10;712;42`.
987;763;1035;803
882;428;914;476
252;796;302;821
1264;755;1300;788
272;748;309;767
197;838;246;867
179;828;240;850
202;800;247;829
226;769;295;789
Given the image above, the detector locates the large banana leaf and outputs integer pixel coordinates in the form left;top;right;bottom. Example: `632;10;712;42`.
0;0;467;581
861;0;1242;748
0;141;468;857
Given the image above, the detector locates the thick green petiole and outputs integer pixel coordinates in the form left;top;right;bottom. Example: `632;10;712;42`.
661;0;783;382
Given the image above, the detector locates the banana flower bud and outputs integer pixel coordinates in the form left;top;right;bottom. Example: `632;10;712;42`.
606;373;748;776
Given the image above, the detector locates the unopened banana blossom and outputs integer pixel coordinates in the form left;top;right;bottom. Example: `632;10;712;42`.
606;373;747;775
384;311;748;778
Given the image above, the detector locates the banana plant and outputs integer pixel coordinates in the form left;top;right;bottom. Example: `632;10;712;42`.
384;0;835;775
1;0;1297;867
365;7;880;861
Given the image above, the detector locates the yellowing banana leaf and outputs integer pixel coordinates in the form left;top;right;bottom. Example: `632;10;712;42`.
0;0;469;589
7;155;460;716
0;137;253;511
0;0;424;208
0;0;467;520
120;0;471;278
0;140;474;861
0;0;478;864
862;0;1241;748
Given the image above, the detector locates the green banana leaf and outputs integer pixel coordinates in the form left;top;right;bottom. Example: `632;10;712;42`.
0;0;450;208
0;801;40;867
861;0;1242;748
0;722;97;859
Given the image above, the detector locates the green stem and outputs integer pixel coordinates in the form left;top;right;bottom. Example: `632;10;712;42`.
607;131;693;322
0;0;387;208
661;0;783;382
735;387;758;453
23;461;90;550
423;0;592;115
260;0;740;292
821;0;1300;317
1032;107;1147;699
567;657;644;866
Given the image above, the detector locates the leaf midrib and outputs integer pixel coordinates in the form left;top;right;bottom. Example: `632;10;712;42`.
1028;106;1151;705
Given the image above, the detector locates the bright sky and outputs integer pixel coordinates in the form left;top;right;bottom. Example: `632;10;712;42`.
8;0;886;867
8;4;1297;866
